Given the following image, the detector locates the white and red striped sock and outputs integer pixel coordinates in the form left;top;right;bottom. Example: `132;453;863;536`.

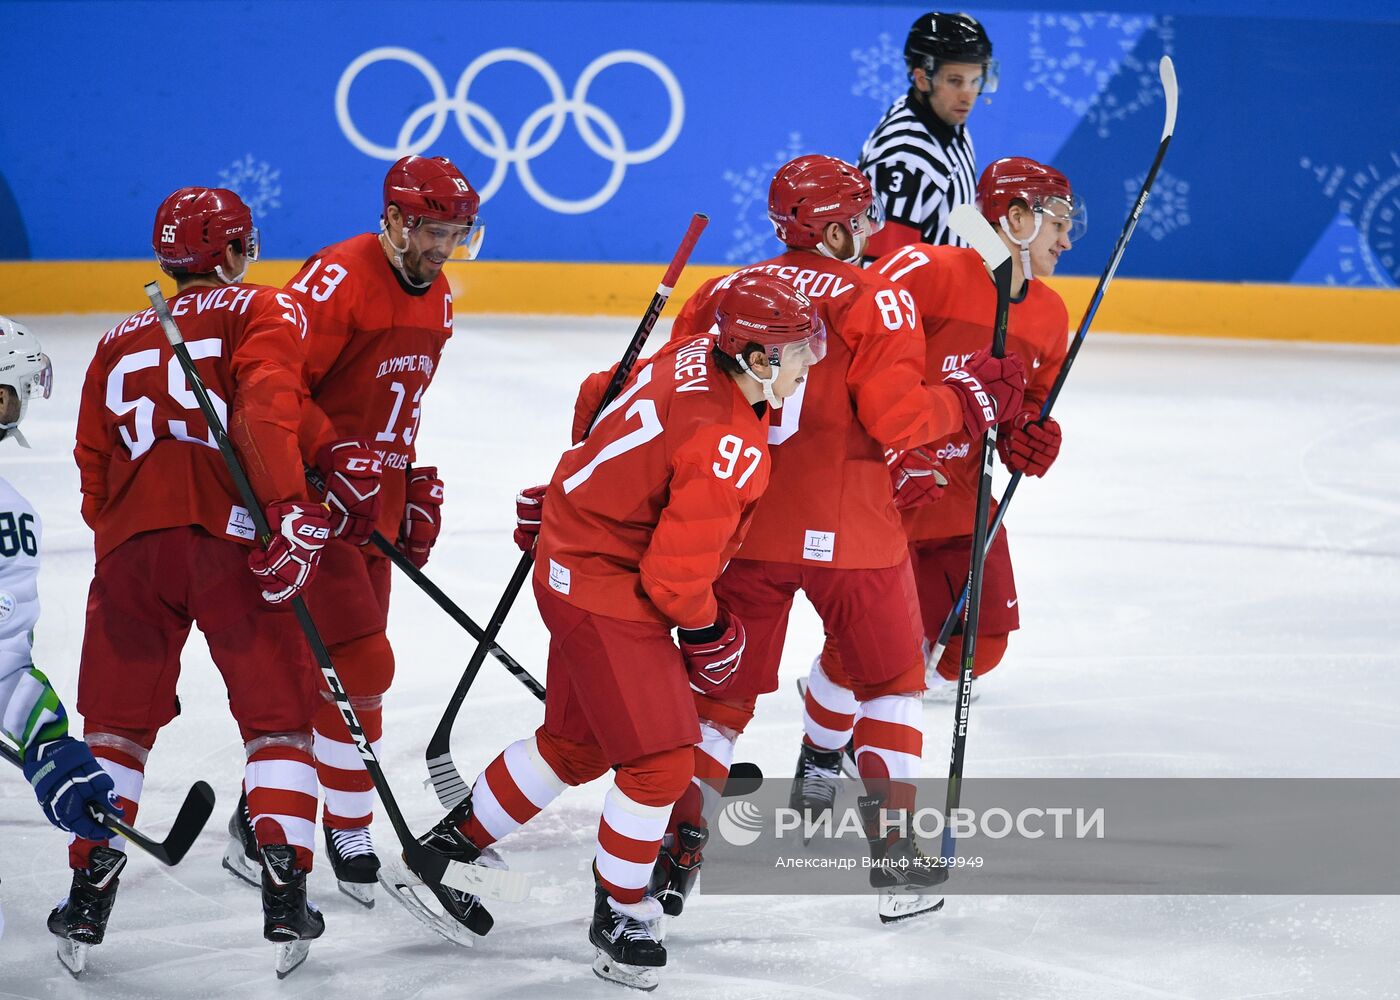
802;656;858;752
72;731;149;864
853;694;923;814
688;722;736;825
245;733;319;871
313;696;382;829
595;783;672;905
459;736;567;849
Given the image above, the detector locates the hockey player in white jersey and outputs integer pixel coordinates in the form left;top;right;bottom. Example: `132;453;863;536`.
0;316;121;955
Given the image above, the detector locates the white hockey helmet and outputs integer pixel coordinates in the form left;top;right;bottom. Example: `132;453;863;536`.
0;316;53;449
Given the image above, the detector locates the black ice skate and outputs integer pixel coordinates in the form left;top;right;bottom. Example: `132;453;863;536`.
261;843;325;978
221;789;261;888
48;845;127;977
648;821;707;918
789;743;845;843
590;883;666;991
379;793;499;948
323;824;379;908
858;794;947;924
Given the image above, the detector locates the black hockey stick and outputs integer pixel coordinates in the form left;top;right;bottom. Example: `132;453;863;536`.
305;467;545;702
924;55;1180;669
939;205;1013;867
425;213;709;809
143;285;526;904
0;740;214;866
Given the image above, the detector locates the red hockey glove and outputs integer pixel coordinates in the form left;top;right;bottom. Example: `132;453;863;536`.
942;349;1027;436
678;611;746;696
513;485;547;552
998;411;1062;477
398;465;444;568
316;438;383;546
248;502;332;604
885;447;948;511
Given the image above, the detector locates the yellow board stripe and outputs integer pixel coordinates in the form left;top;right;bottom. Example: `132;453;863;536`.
2;260;1397;345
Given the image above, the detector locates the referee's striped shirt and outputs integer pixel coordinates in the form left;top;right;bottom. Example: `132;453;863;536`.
858;87;977;254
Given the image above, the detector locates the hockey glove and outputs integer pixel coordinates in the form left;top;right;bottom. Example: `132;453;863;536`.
248;502;333;604
885;447;948;511
997;410;1062;477
513;484;547;552
942;349;1027;436
399;465;444;568
317;438;383;545
678;611;746;696
23;737;121;842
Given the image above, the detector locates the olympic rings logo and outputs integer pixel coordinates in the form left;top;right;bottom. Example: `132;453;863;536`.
335;46;684;215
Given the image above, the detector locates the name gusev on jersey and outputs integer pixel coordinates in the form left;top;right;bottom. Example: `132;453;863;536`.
538;334;771;630
667;251;966;570
74;284;310;560
287;232;454;540
874;244;1069;541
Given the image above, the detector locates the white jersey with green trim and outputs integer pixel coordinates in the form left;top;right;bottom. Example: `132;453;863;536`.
0;474;48;749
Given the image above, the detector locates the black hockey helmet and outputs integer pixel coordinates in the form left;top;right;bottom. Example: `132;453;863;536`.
904;12;999;92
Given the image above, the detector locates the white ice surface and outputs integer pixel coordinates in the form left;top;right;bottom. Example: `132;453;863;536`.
0;314;1397;999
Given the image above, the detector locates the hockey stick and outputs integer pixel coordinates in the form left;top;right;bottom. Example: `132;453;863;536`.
924;55;1180;670
143;285;526;905
305;467;545;702
0;740;214;866
425;213;709;809
940;205;1013;867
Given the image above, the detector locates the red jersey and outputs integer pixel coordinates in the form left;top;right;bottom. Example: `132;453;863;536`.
872;244;1069;542
285;233;454;539
667;251;966;570
537;335;771;630
74;284;310;561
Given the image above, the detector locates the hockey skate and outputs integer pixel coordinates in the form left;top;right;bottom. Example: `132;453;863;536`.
48;845;127;977
380;794;499;947
590;883;666;991
788;743;844;844
324;824;379;908
261;844;325;979
648;821;707;919
221;789;261;888
858;795;946;924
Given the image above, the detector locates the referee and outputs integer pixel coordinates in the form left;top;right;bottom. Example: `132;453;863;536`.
858;12;998;260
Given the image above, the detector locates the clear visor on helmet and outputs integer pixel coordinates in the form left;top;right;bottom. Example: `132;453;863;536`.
926;57;1001;95
413;218;487;262
766;316;828;369
242;227;261;262
849;197;886;241
1039;195;1087;243
11;352;53;401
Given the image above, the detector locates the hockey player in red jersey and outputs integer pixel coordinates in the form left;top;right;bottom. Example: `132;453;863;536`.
62;188;329;976
645;155;1027;924
796;155;1081;801
395;275;823;990
222;154;484;906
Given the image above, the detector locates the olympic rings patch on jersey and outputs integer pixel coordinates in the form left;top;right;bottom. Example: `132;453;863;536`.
335;46;685;214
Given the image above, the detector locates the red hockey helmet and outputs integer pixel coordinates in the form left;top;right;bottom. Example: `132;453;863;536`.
383;155;484;260
977;157;1086;241
152;187;258;275
714;273;826;365
767;155;884;250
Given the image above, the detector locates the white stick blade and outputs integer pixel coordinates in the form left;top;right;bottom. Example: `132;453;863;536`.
1159;56;1178;141
143;282;185;346
948;204;1011;270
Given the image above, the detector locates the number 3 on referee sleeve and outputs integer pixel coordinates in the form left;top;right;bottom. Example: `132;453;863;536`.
713;434;762;488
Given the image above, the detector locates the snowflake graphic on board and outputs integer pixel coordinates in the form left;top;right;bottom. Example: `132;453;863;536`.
1025;13;1174;138
218;154;282;217
851;32;907;106
1300;151;1400;288
723;132;809;263
1126;167;1189;241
